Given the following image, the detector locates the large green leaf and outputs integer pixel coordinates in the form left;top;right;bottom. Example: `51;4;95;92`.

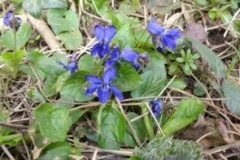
47;9;79;35
162;98;205;136
60;71;93;102
2;23;32;50
222;79;240;115
39;141;71;160
57;30;82;50
113;62;142;92
41;0;67;9
131;51;167;97
78;54;103;74
97;103;126;149
22;0;42;17
0;50;25;78
34;103;71;142
187;38;227;78
22;0;67;17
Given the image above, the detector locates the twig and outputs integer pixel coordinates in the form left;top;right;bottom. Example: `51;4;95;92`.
0;122;28;129
204;141;240;155
1;145;15;160
116;98;142;146
145;102;164;136
26;13;63;52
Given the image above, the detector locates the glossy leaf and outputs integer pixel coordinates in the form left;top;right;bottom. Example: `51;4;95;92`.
113;62;142;92
97;103;126;149
34;103;71;142
162;98;205;136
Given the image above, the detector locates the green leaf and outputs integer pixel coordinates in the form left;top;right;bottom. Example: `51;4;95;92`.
169;78;187;90
34;103;71;142
56;72;71;92
57;30;82;50
187;38;227;78
162;98;205;136
60;71;93;102
41;0;67;9
0;50;25;78
78;54;103;74
47;9;79;34
124;112;147;147
22;0;42;17
222;79;240;115
193;82;206;96
97;103;126;149
131;51;167;97
2;23;32;50
113;62;142;92
39;141;71;160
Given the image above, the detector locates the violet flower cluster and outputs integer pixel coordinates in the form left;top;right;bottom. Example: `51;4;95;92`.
56;16;180;104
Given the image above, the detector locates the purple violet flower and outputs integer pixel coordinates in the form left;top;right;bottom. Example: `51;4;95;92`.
85;68;123;103
121;48;149;70
57;53;78;73
91;25;116;58
104;46;120;69
147;17;180;53
3;11;21;30
150;100;162;117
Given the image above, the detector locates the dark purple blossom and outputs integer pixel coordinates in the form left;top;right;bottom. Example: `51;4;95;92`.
121;48;149;70
91;25;116;58
147;17;180;53
57;53;78;73
150;100;162;117
85;68;123;103
104;46;120;69
3;11;21;30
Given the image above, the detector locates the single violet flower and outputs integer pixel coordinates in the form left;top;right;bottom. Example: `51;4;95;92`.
147;17;180;53
150;99;162;117
57;53;78;73
121;48;149;70
91;25;116;58
104;46;120;69
85;68;123;103
3;11;21;30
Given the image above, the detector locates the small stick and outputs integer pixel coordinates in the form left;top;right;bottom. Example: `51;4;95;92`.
1;145;15;160
116;98;141;146
0;122;28;129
